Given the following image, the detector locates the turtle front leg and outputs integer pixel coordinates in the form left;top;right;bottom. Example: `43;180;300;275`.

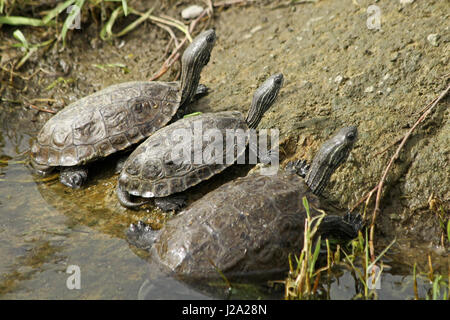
192;83;209;101
175;84;210;120
154;194;187;212
317;212;364;240
60;166;88;188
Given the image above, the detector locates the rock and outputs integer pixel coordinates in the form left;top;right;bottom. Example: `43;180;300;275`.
334;75;344;84
181;5;204;20
427;33;439;47
250;25;263;34
364;86;375;93
400;0;415;4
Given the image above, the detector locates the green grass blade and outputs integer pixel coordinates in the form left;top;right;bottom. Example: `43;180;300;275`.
115;7;154;38
0;16;45;27
309;235;321;276
43;0;76;24
60;0;85;46
15;47;37;69
447;220;449;243
100;6;123;40
121;0;128;16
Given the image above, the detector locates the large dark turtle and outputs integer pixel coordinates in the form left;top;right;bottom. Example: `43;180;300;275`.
127;126;361;280
117;73;284;211
30;30;216;188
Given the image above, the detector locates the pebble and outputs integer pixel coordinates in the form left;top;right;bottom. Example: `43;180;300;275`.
181;5;204;20
364;86;375;93
427;33;439;47
399;0;415;4
250;25;262;34
334;75;344;84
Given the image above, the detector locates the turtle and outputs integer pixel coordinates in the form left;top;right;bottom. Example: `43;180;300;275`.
30;29;216;188
126;126;362;280
116;73;284;211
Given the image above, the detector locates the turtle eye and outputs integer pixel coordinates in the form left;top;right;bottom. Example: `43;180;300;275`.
273;74;283;86
346;131;356;141
206;32;215;43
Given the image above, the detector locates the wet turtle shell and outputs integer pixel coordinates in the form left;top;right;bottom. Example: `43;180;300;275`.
30;81;181;168
118;111;249;199
126;126;360;279
139;172;321;279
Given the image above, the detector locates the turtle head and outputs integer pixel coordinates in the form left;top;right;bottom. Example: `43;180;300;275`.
246;73;284;129
180;29;216;106
305;126;358;196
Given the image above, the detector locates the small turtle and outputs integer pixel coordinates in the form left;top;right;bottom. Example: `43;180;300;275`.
127;126;361;280
30;30;216;188
117;73;284;211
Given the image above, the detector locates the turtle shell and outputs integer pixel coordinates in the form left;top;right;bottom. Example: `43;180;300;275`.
31;81;181;167
118;111;249;198
150;172;321;279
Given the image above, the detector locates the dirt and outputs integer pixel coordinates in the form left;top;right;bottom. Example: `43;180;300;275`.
0;0;448;298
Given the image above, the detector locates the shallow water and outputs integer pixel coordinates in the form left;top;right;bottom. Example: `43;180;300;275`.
0;105;446;300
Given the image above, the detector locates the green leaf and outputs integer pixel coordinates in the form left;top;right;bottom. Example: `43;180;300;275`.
183;112;202;118
13;29;29;49
122;0;128;16
0;16;45;27
43;0;76;24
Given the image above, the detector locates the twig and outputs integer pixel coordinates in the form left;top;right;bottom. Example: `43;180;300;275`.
29;104;56;114
367;84;449;262
149;9;210;81
373;136;403;156
213;0;257;7
155;23;180;47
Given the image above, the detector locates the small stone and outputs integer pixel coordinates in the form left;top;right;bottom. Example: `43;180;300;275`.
383;73;390;81
390;52;399;61
399;0;415;4
250;25;262;34
300;80;312;89
181;5;204;20
427;33;439;47
364;86;374;93
334;75;344;84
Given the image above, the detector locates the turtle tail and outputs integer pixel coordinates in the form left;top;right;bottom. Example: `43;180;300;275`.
116;184;149;209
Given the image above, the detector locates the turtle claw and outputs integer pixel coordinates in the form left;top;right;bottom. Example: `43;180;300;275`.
285;159;310;178
343;212;364;234
126;221;159;250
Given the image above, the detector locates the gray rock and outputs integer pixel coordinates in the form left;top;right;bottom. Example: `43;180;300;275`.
427;33;439;47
